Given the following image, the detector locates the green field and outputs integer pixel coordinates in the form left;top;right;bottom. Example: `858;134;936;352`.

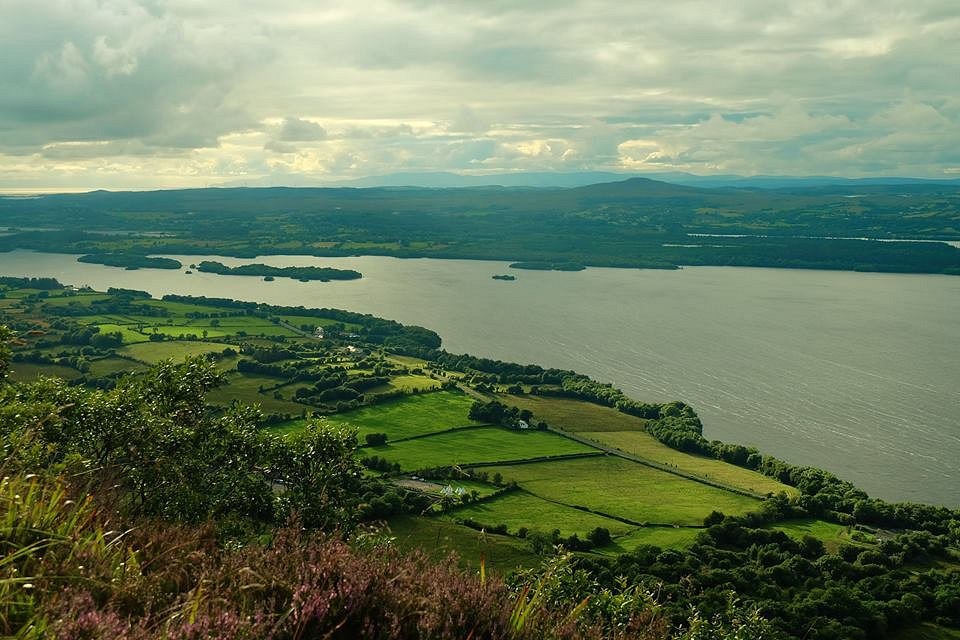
9;362;83;381
94;323;151;343
588;430;796;497
117;340;230;364
889;624;960;640
87;357;147;378
483;456;760;526
495;394;650;432
601;526;702;554
365;427;600;471
273;390;480;439
771;519;862;552
496;395;795;497
445;491;632;538
386;515;540;572
207;373;308;414
386;374;442;392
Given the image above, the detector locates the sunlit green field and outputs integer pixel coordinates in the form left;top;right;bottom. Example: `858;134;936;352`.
117;340;231;364
483;456;760;526
600;526;702;554
273;390;480;439
364;427;600;471
444;491;631;538
496;394;796;497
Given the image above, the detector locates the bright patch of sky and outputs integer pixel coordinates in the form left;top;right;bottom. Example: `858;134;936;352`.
1;0;958;190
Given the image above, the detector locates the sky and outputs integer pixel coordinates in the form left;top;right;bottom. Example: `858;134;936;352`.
1;0;959;191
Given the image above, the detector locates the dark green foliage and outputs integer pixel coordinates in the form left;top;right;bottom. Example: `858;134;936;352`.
365;432;388;446
0;356;363;528
196;260;361;281
3;181;960;274
77;253;182;269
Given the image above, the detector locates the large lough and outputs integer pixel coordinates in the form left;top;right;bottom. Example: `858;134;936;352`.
2;249;958;507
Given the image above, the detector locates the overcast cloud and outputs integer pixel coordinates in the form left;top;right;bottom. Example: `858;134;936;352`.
1;0;958;190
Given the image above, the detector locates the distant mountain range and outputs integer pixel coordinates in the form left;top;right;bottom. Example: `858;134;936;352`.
219;171;960;190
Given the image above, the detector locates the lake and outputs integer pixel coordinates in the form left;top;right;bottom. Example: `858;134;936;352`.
1;249;958;507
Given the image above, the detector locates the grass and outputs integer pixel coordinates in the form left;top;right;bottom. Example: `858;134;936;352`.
444;491;632;538
386;514;540;573
387;374;442;392
393;477;499;499
278;315;361;331
207;373;308;415
87;357;147;378
148;324;235;339
363;427;600;471
386;354;429;367
272;390;480;439
599;527;702;554
482;456;761;526
8;362;82;381
117;340;230;364
888;624;960;640
495;394;650;432
94;323;151;343
587;431;797;497
496;395;796;497
770;518;861;553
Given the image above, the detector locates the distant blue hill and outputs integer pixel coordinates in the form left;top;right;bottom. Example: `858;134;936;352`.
221;171;960;190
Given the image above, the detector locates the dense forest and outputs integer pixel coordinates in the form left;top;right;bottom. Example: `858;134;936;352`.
1;178;959;274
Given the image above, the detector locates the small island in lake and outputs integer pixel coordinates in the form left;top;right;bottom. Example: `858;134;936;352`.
508;261;586;272
77;253;183;270
492;274;516;281
196;260;361;281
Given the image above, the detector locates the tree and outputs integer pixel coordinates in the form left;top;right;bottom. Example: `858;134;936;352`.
365;432;388;446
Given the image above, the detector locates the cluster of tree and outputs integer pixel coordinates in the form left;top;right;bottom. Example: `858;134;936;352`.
0;275;63;289
0;357;363;530
360;454;400;473
161;294;441;352
105;287;152;298
5;182;960;275
573;518;960;639
508;261;586;271
549;375;684;420
77;253;182;269
467;399;540;429
642;415;960;538
196;260;362;281
430;352;570;384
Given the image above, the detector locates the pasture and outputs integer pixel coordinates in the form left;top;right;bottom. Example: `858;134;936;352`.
771;518;859;552
482;456;760;526
495;394;649;432
9;362;83;382
386;515;539;572
588;430;797;497
601;526;702;554
117;340;230;364
273;390;479;439
207;373;308;414
496;394;795;497
445;491;632;538
363;427;600;471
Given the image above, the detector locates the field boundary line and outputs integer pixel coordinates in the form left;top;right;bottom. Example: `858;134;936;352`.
461;451;605;469
548;427;767;500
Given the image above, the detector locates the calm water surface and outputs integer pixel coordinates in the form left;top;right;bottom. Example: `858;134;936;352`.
1;250;958;507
